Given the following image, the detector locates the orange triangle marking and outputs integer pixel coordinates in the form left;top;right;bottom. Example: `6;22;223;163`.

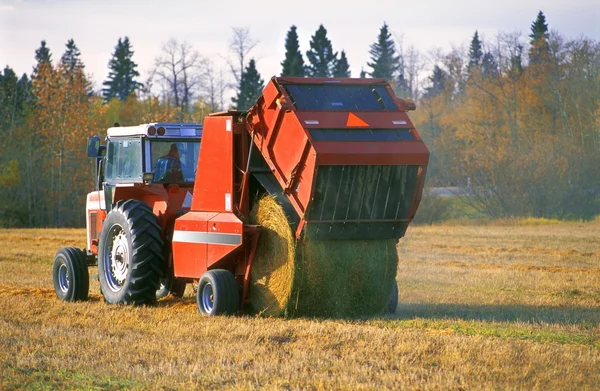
346;112;369;127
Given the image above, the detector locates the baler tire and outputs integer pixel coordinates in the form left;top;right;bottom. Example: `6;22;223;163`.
196;270;239;316
385;281;399;314
98;200;164;305
53;247;89;302
170;278;187;298
156;273;186;299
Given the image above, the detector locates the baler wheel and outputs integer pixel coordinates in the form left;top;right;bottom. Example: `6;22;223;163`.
157;274;187;299
52;247;89;302
196;270;239;316
98;200;163;305
385;281;399;315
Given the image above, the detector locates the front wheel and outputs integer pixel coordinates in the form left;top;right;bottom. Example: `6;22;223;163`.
52;247;89;302
197;270;239;316
98;200;164;305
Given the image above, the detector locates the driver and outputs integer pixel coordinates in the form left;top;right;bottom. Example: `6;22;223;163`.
154;143;184;182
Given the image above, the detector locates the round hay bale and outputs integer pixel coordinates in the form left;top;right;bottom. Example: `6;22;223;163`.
248;195;296;316
249;195;398;318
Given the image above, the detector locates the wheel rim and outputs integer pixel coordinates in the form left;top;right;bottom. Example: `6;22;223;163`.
102;224;130;292
58;263;70;293
202;283;214;313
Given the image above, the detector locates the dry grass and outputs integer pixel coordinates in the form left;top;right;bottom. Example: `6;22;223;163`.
0;221;599;390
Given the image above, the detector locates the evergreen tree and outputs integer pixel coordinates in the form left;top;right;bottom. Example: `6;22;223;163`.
103;37;143;102
481;52;498;78
528;11;550;64
332;50;351;77
367;23;401;80
60;39;84;74
305;25;337;77
0;67;31;131
509;44;524;78
423;65;447;99
467;31;483;75
359;68;367;78
232;59;264;111
281;26;305;77
32;40;52;78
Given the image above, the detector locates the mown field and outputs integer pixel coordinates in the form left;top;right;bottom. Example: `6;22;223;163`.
0;221;598;390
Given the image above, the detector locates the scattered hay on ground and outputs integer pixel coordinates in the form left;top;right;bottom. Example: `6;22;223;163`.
249;195;398;318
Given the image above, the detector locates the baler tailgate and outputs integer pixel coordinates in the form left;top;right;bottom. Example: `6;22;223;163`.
246;77;429;240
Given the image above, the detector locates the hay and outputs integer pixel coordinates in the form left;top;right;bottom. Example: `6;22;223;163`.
249;195;398;318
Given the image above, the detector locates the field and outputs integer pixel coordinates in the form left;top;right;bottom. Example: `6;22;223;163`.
0;221;599;390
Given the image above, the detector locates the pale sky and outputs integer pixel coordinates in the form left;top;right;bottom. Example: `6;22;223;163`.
1;0;598;94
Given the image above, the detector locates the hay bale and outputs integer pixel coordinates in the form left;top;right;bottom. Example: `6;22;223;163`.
249;195;398;318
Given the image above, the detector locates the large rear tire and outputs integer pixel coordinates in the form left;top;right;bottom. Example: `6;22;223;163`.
196;270;239;316
98;200;163;305
53;247;89;302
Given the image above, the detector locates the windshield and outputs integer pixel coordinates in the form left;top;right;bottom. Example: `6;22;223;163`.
150;140;200;183
105;138;143;181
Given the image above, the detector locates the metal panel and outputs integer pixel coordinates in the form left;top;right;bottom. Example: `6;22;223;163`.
309;128;415;142
304;165;418;239
284;85;398;111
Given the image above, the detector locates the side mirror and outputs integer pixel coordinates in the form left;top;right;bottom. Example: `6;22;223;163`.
87;136;101;157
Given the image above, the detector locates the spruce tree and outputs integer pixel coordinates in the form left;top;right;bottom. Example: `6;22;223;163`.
367;23;400;80
481;52;498;78
333;50;351;77
232;59;264;111
281;26;305;77
305;25;337;77
423;65;446;99
60;39;84;74
32;40;52;78
509;44;524;78
528;11;550;64
467;31;483;75
102;37;143;102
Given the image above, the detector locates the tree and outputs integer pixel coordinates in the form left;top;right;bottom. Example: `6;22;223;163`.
481;52;498;78
228;27;258;87
152;39;206;115
281;25;305;77
367;23;401;80
232;59;264;111
332;50;350;77
32;40;52;80
423;65;447;99
102;37;143;102
305;25;337;77
60;39;84;75
529;11;550;64
467;31;483;76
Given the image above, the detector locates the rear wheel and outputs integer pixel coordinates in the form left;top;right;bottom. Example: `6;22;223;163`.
98;200;163;305
196;270;239;316
53;247;89;302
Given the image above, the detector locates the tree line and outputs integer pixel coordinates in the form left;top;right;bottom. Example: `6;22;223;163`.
0;11;598;227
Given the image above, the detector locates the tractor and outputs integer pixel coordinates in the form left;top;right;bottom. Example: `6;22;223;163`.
52;77;429;316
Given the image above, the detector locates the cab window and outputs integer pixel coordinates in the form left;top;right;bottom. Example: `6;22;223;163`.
105;138;143;181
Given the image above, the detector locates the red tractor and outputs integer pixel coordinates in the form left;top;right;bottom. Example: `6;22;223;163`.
52;77;429;316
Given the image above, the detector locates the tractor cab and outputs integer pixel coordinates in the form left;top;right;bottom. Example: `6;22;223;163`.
88;123;203;188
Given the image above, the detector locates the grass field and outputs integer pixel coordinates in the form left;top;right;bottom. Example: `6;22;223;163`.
0;222;598;390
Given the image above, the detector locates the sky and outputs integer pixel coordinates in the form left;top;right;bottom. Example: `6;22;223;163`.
1;0;599;94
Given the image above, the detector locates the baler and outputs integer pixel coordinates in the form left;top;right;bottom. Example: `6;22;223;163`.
52;77;429;317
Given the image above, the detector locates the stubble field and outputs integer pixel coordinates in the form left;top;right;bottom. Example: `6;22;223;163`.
0;221;598;390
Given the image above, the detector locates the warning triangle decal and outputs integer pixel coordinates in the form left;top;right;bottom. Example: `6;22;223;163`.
346;112;369;127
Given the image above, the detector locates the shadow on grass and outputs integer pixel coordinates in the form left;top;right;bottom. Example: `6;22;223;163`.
391;302;600;326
